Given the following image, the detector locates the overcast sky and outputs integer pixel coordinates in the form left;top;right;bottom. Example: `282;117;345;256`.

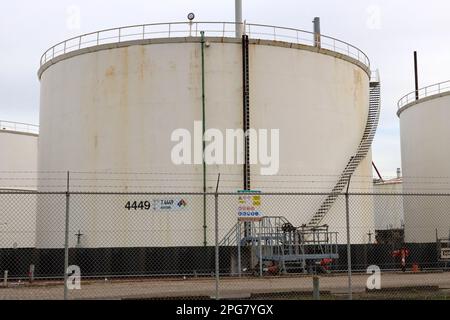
1;0;449;178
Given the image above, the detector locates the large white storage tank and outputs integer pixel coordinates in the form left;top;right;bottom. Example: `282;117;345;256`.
0;121;39;248
398;81;450;243
37;22;376;248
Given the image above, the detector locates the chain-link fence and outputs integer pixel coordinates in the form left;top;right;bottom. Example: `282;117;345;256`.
1;190;450;300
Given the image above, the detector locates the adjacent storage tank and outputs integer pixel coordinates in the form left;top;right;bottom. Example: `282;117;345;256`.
37;22;375;248
373;178;404;230
398;80;450;242
0;121;39;248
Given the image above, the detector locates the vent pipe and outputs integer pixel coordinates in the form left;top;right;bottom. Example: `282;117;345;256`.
235;0;243;38
414;51;419;100
313;17;321;48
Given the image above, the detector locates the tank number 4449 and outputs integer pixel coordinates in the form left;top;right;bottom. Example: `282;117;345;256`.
125;201;152;211
125;199;187;211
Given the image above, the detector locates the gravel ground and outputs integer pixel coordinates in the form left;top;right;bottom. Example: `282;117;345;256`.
1;271;449;300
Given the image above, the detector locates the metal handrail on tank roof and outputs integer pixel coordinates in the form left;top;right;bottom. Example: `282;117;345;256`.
40;21;370;69
0;120;39;135
398;80;450;109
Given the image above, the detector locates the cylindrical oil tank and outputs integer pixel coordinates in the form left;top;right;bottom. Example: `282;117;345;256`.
37;23;374;248
373;179;404;231
398;81;450;243
0;121;38;248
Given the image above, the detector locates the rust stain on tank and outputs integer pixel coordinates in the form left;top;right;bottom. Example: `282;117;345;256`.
93;135;98;150
353;69;363;87
119;48;130;172
139;46;147;81
353;69;363;110
105;66;115;77
188;45;201;109
120;49;129;109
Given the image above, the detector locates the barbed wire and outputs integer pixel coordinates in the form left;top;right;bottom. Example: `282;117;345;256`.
4;185;450;193
2;170;450;181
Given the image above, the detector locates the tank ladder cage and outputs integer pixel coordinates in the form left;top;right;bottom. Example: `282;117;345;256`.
220;216;339;274
40;22;370;69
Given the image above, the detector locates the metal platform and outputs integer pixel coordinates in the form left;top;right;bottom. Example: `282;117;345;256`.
220;216;339;274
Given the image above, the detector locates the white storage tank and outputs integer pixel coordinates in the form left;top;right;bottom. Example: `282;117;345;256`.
373;177;404;231
37;22;376;248
0;121;39;248
398;80;450;243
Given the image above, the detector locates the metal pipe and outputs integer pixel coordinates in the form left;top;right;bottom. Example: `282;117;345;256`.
235;0;243;37
201;31;207;247
414;51;419;101
372;161;384;182
313;17;321;48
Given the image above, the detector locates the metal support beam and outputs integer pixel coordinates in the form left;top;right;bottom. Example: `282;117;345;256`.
372;161;384;183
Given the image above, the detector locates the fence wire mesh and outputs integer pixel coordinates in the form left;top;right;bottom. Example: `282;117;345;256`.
1;189;450;300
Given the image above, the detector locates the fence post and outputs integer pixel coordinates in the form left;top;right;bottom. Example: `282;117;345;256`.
29;265;35;284
3;270;8;287
237;223;242;277
313;275;320;300
345;181;353;300
259;221;263;277
63;171;70;300
214;174;221;300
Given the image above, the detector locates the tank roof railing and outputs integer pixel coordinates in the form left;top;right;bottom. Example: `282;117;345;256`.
398;80;450;109
40;21;370;69
0;120;39;135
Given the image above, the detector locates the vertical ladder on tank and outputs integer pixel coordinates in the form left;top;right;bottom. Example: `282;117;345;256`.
242;34;252;238
307;71;381;227
242;34;251;191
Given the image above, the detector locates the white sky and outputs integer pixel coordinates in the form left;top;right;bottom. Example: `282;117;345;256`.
1;0;449;178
